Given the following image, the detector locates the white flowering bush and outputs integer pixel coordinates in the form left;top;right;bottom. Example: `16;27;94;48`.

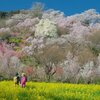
42;10;68;28
16;18;39;28
30;26;35;33
71;22;90;38
11;13;31;20
79;61;96;83
9;56;20;68
0;28;10;34
42;9;64;21
89;23;100;31
22;36;45;55
35;19;58;37
6;19;19;27
80;61;94;78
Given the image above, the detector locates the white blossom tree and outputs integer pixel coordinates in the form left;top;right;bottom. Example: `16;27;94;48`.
35;19;58;37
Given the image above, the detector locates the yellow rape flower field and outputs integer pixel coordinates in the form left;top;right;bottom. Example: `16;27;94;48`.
0;81;100;100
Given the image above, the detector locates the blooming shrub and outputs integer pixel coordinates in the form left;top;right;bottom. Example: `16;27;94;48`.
16;18;39;28
1;8;100;83
71;22;90;38
42;9;64;22
11;13;31;20
0;28;10;34
6;19;20;27
35;19;58;37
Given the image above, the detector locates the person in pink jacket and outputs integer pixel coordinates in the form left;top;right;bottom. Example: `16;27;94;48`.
20;73;27;88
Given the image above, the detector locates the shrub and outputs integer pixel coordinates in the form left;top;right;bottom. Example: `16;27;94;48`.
35;19;58;37
9;37;21;45
0;32;11;42
31;2;44;18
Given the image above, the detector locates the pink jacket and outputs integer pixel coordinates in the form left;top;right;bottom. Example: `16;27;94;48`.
21;76;27;84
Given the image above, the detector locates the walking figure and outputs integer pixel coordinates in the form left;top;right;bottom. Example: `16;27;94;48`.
20;73;27;88
13;72;20;86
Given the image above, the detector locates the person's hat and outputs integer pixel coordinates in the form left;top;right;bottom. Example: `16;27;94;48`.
22;73;25;76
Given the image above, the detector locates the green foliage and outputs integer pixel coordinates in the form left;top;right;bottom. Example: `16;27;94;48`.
0;33;21;45
82;20;90;26
9;37;21;45
0;10;20;19
0;11;8;19
91;47;100;56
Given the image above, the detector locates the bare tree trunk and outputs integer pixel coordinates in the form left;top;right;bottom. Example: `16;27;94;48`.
45;64;56;82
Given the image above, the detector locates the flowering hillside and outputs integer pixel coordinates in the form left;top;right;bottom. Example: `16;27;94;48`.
0;4;100;83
